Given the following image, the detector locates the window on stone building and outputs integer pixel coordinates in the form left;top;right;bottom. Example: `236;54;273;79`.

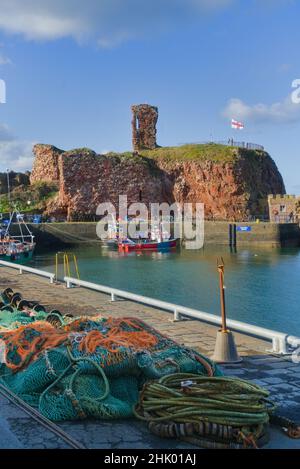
280;205;286;212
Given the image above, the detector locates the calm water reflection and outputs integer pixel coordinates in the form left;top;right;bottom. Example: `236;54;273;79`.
33;245;300;336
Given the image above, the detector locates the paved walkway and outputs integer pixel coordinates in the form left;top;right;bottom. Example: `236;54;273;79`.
0;266;299;449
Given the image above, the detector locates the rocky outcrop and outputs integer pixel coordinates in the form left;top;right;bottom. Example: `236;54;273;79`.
156;150;285;220
30;144;285;221
132;104;158;150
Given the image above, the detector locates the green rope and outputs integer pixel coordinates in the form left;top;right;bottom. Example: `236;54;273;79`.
134;373;275;428
67;347;110;402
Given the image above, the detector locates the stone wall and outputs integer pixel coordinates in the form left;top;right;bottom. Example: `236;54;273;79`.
268;194;300;222
22;221;300;247
57;149;168;221
131;104;158;150
30;144;64;184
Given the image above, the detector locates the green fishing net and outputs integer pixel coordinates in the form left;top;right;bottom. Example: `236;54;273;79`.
0;313;222;422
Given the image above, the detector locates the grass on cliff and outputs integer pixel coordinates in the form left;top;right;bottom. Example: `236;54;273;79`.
139;143;267;163
140;144;238;162
66;143;267;165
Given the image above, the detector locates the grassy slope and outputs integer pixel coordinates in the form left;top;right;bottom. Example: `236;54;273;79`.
114;144;267;164
140;144;240;163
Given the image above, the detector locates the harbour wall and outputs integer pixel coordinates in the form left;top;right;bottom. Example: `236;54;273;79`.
12;221;300;248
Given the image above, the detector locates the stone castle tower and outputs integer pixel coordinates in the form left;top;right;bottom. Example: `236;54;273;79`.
131;104;158;151
268;194;300;222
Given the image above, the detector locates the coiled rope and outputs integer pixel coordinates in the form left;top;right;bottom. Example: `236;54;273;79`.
134;373;276;448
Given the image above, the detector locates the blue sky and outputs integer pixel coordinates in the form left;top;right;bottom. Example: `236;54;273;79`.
0;0;299;193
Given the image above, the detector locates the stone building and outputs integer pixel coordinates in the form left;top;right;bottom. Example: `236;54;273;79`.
268;194;300;223
131;104;158;150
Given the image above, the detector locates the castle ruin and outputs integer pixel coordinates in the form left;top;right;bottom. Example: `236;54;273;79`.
131;104;158;151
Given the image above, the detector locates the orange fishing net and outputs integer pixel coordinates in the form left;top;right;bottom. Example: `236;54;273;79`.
1;321;70;371
65;316;159;353
0;317;159;370
78;328;158;354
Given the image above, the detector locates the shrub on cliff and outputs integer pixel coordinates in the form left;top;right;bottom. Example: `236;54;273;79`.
0;181;58;213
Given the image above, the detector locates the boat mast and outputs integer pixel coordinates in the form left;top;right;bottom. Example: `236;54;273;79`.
4;210;14;238
6;169;11;215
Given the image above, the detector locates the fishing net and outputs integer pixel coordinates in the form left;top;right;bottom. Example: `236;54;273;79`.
0;313;222;422
0;309;47;330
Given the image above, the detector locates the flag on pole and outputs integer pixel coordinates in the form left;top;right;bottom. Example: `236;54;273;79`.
231;119;244;130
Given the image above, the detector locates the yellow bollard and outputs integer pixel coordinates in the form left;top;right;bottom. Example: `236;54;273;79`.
64;253;71;277
55;251;80;281
73;254;80;280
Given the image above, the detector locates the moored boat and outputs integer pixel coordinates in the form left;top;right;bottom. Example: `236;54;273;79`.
118;238;178;252
0;239;35;263
0;210;35;263
102;238;118;249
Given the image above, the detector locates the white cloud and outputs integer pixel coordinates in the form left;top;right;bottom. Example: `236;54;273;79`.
0;123;33;171
222;96;300;124
0;0;233;46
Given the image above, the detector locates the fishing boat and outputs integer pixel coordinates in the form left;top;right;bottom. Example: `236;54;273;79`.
101;216;123;249
102;238;119;249
118;238;178;252
0;210;36;263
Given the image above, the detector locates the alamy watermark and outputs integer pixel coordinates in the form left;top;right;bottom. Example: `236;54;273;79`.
96;196;204;249
291;79;300;104
0;79;6;104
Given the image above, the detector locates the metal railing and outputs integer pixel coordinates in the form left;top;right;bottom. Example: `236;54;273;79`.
64;276;300;355
217;140;265;151
270;215;299;224
180;140;265;151
0;260;55;283
1;259;299;355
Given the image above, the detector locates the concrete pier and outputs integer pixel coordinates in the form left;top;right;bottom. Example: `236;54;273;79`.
0;266;300;449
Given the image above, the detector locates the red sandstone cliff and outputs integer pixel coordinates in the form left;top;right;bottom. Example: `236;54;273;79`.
30;144;285;221
155;151;285;220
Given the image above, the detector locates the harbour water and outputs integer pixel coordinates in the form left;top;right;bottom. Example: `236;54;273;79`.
32;245;300;336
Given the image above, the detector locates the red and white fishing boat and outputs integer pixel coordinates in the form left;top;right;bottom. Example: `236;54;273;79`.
0;210;35;263
118;238;178;252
